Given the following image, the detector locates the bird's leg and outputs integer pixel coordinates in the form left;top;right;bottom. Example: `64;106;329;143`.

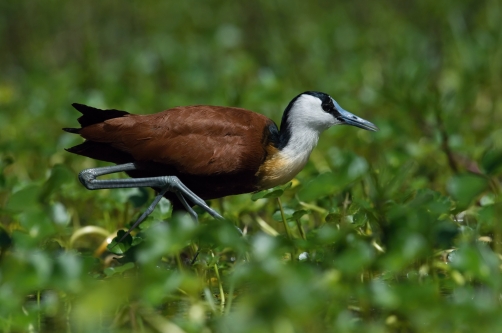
116;187;169;243
173;180;243;235
175;191;198;221
78;163;226;242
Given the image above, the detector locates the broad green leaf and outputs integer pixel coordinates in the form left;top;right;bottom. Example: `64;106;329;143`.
353;211;367;227
272;207;295;221
481;148;502;175
150;198;172;220
446;173;489;210
40;164;74;199
112;188;143;204
477;203;502;233
251;182;292;200
298;172;337;202
325;212;342;223
19;209;56;240
129;187;150;208
272;208;310;222
51;202;71;226
0;228;12;250
107;230;133;254
6;184;41;211
137;216;157;231
325;212;353;224
104;262;135;277
292;209;309;220
131;236;144;246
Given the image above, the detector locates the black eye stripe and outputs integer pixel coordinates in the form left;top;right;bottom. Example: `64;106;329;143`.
322;102;342;118
322;100;336;111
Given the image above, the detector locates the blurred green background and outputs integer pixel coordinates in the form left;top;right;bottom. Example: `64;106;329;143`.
1;0;502;332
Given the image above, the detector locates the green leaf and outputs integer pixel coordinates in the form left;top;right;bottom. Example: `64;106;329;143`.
477;203;502;233
272;207;295;221
446;173;489;210
251;182;292;201
107;230;133;254
353;210;367;227
131;236;144;246
325;212;342;223
40;164;74;199
19;209;56;240
6;184;41;211
481;148;502;175
137;216;157;231
0;155;14;187
150;198;172;220
206;255;220;267
104;262;135;277
292;209;309;220
129;187;150;208
0;228;12;250
51;202;71;226
272;208;310;222
298;172;337;202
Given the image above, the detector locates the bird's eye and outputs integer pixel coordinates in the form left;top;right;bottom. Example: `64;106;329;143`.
321;103;331;112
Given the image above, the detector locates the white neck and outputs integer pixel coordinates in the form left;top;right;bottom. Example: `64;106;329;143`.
256;94;335;189
280;124;320;165
279;94;334;162
256;124;321;189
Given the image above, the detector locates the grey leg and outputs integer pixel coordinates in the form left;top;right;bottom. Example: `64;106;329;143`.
116;186;170;243
175;191;198;221
78;163;227;242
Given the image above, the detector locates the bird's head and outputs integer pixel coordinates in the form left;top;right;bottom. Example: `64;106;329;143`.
281;91;378;133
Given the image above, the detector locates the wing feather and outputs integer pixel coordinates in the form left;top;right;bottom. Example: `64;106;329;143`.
78;105;273;176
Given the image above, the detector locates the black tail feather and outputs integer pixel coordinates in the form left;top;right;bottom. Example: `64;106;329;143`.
62;127;80;134
71;103;130;128
65;141;133;164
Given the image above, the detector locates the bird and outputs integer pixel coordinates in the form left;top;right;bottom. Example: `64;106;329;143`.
63;91;377;240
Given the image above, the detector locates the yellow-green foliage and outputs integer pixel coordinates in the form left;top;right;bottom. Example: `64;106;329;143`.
1;1;502;332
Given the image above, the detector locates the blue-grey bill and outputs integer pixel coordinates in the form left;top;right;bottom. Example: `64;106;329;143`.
339;109;378;132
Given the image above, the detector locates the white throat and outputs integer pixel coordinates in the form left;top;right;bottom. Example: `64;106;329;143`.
257;95;333;189
280;94;335;162
280;124;320;167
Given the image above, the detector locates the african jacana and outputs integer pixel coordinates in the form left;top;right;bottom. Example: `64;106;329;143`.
64;91;377;239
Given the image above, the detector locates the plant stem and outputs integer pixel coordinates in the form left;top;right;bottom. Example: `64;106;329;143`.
212;251;225;311
37;290;41;332
277;197;293;240
175;252;183;271
225;278;235;315
435;106;459;174
295;219;306;240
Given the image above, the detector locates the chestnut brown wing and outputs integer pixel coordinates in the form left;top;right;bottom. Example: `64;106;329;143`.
78;105;273;176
